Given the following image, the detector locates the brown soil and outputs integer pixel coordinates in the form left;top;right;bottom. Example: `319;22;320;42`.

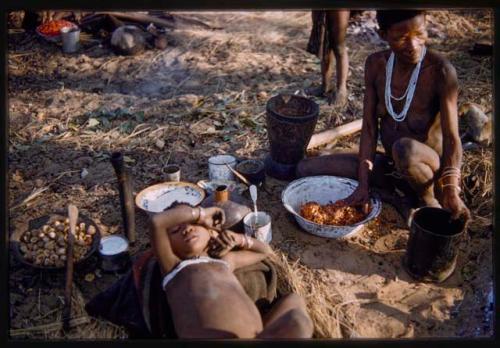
8;10;493;339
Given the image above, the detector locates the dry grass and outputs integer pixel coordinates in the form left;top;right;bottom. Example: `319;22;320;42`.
271;252;347;338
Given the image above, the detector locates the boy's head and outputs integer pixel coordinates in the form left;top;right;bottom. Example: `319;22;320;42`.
377;10;428;64
167;222;217;259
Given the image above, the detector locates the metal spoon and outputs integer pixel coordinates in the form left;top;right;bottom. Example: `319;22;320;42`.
249;185;258;226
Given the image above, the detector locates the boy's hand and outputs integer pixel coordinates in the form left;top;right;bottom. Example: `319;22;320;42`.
197;207;225;230
209;230;243;258
342;185;371;215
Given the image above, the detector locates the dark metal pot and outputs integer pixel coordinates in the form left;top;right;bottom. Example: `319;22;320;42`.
99;235;131;272
403;207;467;283
265;94;319;180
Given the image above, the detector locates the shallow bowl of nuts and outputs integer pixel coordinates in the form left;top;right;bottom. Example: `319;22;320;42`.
11;212;101;270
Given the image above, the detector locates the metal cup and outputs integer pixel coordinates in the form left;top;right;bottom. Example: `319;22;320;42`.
208;155;237;181
164;164;181;181
61;26;80;53
243;211;272;243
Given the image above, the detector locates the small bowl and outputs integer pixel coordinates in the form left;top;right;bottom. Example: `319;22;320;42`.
235;159;266;185
135;181;205;214
281;176;382;239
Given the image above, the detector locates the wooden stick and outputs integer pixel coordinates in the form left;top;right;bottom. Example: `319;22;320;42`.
307;119;363;150
63;204;78;332
225;164;250;186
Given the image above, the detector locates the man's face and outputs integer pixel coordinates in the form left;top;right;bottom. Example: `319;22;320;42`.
168;223;213;259
382;14;428;65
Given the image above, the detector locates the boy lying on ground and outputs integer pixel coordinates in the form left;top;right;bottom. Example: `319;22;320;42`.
298;10;470;224
150;204;314;338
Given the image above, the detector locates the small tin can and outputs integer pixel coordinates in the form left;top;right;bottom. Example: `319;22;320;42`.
99;235;130;272
61;26;80;53
243;211;272;243
208;155;237;181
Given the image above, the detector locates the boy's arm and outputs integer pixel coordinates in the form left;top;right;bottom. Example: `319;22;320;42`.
150;205;196;275
150;205;224;275
214;231;274;271
437;61;469;219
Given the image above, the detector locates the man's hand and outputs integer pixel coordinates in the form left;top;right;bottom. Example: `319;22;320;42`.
342;185;371;215
441;190;470;221
197;207;225;230
208;230;243;258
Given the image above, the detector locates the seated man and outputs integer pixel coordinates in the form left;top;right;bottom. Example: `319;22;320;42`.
150;204;313;339
298;10;469;222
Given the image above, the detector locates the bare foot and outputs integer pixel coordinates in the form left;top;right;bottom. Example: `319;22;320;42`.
327;87;348;107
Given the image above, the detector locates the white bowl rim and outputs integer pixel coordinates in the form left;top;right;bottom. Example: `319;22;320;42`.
135;181;206;212
281;175;381;228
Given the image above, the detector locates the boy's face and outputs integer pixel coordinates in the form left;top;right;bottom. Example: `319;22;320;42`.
381;14;428;65
168;223;214;259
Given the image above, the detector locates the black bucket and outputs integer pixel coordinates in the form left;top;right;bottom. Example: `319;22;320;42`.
403;207;466;283
265;94;319;180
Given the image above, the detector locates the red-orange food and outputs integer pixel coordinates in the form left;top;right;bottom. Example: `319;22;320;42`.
37;20;75;37
299;200;368;226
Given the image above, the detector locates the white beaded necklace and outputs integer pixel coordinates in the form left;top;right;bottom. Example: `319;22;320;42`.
384;45;427;122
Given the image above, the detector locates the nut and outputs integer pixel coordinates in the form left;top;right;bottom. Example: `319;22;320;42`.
60;255;67;261
65;218;69;225
42;225;50;233
38;232;45;239
87;225;96;235
20;245;28;254
79;222;86;231
48;231;57;239
30;236;39;243
56;224;65;232
54;220;61;227
42;236;50;243
56;247;66;255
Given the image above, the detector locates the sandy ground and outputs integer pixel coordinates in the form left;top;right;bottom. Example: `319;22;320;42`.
8;10;493;338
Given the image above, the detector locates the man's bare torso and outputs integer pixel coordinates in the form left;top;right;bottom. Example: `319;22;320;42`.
369;49;448;157
164;262;264;338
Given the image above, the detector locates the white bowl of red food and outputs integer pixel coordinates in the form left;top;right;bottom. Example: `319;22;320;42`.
281;176;382;239
36;20;78;42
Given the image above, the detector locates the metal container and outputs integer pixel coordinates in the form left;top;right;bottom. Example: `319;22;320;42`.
281;176;381;239
99;235;131;272
208;155;237;181
201;185;251;232
243;211;272;243
61;26;80;53
403;207;466;283
164;164;181;181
